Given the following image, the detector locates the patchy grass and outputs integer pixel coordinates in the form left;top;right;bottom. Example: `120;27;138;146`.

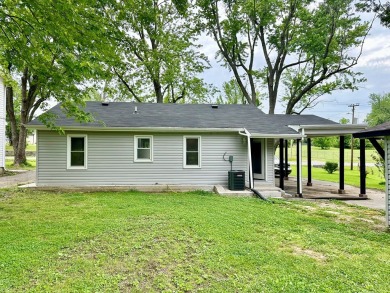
6;144;36;152
291;165;385;190
1;190;390;292
5;159;36;171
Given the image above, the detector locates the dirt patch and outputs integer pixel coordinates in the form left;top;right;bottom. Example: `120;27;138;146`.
292;246;327;262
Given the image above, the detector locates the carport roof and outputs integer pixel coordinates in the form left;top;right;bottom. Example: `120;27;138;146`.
353;122;390;138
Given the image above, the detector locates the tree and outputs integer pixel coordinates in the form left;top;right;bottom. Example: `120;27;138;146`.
101;0;210;104
366;93;390;126
357;1;390;28
365;92;390;178
0;1;105;165
199;0;372;114
216;79;247;104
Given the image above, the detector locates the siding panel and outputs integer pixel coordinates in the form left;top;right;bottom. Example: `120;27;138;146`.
37;131;250;186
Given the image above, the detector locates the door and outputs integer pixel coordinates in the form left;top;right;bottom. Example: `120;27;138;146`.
251;139;265;180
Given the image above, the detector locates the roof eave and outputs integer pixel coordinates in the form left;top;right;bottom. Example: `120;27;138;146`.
27;125;244;133
289;124;368;137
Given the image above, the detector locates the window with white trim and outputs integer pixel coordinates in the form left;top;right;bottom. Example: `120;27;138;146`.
134;135;153;162
184;136;201;168
67;135;87;169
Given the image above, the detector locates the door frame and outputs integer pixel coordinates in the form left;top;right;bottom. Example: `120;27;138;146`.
251;138;266;180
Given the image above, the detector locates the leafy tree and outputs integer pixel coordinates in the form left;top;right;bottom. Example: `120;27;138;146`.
365;92;390;178
199;0;372;114
357;0;390;28
101;0;210;103
366;93;390;126
216;79;247;104
312;137;335;150
0;0;104;165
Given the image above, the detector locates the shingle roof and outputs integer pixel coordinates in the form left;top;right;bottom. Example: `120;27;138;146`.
28;102;337;136
353;122;390;138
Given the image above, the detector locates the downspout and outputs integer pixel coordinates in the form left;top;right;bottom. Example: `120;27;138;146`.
239;128;253;189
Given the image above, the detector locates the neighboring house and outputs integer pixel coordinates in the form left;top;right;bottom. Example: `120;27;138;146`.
27;102;365;195
0;76;5;174
354;122;390;226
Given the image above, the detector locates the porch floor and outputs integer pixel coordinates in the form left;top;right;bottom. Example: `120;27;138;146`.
279;176;386;209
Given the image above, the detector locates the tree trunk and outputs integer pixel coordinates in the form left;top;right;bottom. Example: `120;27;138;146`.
5;86;19;157
154;80;163;103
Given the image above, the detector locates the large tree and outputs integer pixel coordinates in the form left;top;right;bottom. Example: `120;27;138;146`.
199;0;372;114
366;92;390;126
100;0;210;103
0;0;105;165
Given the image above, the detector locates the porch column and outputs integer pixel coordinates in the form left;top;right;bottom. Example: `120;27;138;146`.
338;136;345;194
296;138;303;197
359;139;366;197
307;138;312;186
284;140;289;180
279;139;284;190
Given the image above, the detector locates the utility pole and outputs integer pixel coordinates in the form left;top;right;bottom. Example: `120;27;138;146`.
348;103;359;170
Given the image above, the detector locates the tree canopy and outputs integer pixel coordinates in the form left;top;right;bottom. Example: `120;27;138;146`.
366;92;390;126
199;0;372;114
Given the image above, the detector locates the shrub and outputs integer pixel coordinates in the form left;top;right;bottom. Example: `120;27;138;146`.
324;162;338;174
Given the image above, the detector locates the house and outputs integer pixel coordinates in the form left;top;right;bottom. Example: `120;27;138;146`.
27;102;366;195
0;76;5;174
354;122;390;226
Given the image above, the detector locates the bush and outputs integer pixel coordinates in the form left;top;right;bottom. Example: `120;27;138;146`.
324;162;338;174
312;137;335;150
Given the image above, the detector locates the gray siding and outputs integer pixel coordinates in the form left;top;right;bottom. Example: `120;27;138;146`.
386;137;390;226
37;131;249;186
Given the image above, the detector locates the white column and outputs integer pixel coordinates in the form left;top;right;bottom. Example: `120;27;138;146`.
0;77;5;171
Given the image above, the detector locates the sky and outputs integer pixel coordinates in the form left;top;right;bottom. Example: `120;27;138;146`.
199;15;390;124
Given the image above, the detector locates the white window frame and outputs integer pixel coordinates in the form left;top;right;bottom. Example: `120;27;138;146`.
134;135;153;162
67;134;88;169
183;136;201;168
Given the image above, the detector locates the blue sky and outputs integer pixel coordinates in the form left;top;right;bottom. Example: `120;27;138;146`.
199;16;390;123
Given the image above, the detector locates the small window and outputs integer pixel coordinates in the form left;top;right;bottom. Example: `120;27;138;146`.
134;135;153;162
67;135;87;169
184;136;201;168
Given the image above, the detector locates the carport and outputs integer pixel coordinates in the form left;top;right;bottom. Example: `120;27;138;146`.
353;122;390;226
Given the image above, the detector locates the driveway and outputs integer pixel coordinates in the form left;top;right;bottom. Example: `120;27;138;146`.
0;170;36;188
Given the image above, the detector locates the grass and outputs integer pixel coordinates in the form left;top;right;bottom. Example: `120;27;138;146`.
5;158;36;171
1;190;390;292
5;144;36;152
290;165;386;190
282;145;377;164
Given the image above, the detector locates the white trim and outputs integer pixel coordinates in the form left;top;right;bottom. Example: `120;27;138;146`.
183;136;201;168
239;129;253;189
27;125;243;133
67;134;88;169
134;135;153;162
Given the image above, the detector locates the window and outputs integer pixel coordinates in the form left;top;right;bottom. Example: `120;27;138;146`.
184;136;201;168
67;135;87;169
134;135;153;162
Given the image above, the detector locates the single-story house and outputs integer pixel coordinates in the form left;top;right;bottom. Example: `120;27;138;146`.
354;122;390;226
27;102;366;195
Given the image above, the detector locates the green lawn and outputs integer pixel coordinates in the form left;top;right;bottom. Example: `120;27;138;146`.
5;158;36;171
6;144;36;152
1;190;390;292
290;165;386;190
282;145;377;164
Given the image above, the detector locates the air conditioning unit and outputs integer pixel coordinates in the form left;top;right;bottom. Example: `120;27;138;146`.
228;170;245;191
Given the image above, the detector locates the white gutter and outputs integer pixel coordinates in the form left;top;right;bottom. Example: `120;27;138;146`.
239;128;253;189
25;125;243;133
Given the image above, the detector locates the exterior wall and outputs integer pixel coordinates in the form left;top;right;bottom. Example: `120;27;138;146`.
386;137;390;226
265;138;275;184
37;130;250;186
0;77;5;169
